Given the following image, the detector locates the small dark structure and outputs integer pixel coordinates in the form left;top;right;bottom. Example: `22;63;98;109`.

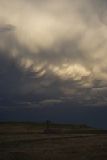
44;120;63;134
46;120;51;130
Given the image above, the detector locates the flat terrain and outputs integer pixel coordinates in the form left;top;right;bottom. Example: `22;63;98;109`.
0;123;107;160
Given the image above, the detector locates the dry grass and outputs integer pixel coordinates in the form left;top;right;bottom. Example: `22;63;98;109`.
0;123;107;160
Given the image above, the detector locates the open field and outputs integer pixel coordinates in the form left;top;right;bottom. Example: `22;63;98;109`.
0;123;107;160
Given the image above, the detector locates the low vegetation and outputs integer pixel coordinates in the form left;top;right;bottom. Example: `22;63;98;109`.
0;122;107;160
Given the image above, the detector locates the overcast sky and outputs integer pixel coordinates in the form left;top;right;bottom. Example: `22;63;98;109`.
0;0;107;128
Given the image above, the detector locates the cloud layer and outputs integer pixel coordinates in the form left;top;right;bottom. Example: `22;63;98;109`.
0;0;107;108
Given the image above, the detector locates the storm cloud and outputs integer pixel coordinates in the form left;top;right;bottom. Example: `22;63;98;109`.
0;0;107;116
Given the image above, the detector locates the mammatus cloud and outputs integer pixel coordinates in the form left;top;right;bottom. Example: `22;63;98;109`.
0;24;15;32
0;0;107;108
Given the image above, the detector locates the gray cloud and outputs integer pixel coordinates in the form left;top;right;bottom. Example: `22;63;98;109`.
0;0;107;109
0;24;15;32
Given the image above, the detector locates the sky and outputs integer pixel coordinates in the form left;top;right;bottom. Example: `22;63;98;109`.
0;0;107;128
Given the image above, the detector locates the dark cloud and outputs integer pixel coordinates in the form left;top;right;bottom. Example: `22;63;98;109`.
0;24;15;32
0;25;106;108
0;0;107;128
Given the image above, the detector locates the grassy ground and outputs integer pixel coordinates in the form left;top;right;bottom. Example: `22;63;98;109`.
0;123;107;160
